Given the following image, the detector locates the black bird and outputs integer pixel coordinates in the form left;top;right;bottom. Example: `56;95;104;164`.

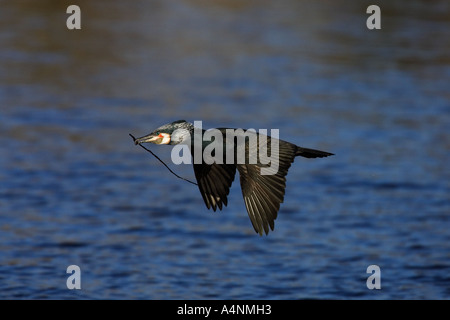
133;120;333;235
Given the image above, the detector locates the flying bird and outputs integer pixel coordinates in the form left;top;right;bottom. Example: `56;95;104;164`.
132;120;333;235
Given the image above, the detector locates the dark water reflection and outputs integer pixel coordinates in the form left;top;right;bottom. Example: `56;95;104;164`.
1;1;449;299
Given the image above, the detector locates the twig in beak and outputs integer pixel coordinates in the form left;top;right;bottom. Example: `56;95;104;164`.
129;133;198;186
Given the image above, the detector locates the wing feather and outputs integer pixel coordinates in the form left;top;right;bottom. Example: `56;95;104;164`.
237;137;299;235
193;163;236;212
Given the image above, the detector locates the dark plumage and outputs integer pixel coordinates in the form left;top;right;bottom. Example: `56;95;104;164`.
133;120;333;235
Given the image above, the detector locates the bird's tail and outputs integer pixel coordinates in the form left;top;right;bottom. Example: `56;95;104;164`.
295;147;334;158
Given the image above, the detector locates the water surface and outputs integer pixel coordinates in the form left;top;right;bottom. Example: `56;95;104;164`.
0;0;449;299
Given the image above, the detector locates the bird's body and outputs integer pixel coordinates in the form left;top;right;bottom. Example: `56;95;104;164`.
133;120;333;235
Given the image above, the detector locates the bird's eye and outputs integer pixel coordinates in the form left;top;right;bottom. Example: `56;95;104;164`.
158;133;164;138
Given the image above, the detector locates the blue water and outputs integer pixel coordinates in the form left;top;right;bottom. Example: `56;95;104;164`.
0;1;449;299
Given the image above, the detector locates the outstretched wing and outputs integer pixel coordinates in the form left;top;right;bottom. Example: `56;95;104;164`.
237;138;298;235
193;163;236;211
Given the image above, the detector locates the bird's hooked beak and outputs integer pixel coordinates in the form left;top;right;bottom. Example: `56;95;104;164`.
134;132;171;145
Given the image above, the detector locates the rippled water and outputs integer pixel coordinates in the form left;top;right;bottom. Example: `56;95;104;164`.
1;1;449;299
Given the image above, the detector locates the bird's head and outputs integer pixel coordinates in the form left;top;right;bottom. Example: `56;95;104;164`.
134;120;193;145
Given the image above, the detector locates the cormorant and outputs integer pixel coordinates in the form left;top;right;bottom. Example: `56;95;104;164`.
133;120;333;235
